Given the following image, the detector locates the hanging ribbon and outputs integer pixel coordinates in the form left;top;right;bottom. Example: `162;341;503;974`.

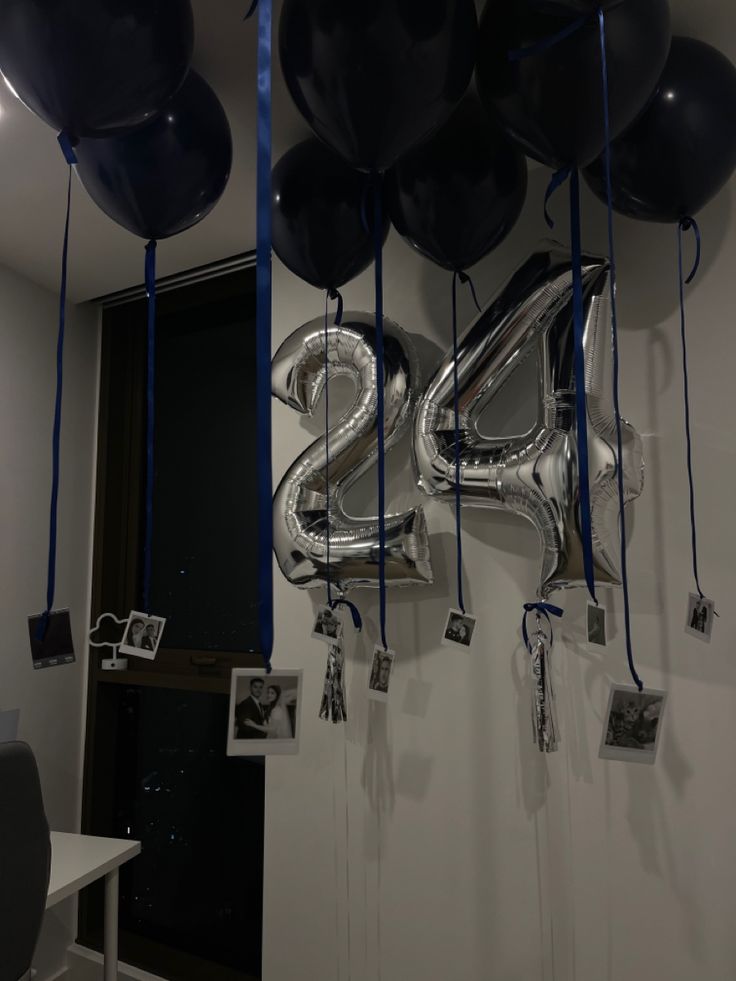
372;176;389;652
522;601;563;753
598;9;644;689
508;12;589;62
142;240;157;615
37;134;77;642
253;0;273;672
677;216;711;607
450;271;482;614
544;167;598;605
323;288;362;633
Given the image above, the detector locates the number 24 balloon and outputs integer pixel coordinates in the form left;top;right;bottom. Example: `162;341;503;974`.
272;247;643;598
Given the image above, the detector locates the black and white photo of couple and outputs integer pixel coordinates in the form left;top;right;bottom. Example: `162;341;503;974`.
119;610;166;660
368;646;395;701
311;605;343;643
227;670;303;756
685;592;714;641
441;608;476;649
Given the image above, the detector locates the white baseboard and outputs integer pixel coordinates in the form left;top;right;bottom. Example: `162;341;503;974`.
66;944;168;981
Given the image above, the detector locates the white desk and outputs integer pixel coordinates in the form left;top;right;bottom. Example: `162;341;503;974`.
47;832;141;981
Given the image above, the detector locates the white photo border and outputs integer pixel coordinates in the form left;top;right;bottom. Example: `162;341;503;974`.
586;601;607;648
367;646;395;702
684;592;714;643
441;608;477;651
311;604;344;645
119;610;166;660
599;684;667;765
227;668;303;756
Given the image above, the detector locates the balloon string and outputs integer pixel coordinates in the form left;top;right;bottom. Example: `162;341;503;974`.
677;217;709;603
569;168;598;606
451;272;465;613
598;9;643;690
254;0;273;672
37;154;74;642
142;240;157;616
373;177;388;652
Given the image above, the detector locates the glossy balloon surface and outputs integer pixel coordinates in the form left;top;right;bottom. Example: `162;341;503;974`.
76;72;232;241
279;0;478;173
386;95;527;271
476;0;671;168
0;0;193;139
413;245;644;597
272;138;389;290
585;37;736;222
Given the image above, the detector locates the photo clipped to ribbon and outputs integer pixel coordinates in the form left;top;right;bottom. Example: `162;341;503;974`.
30;132;78;664
522;602;563;754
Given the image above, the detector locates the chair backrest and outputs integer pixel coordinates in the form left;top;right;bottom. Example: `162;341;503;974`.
0;742;51;981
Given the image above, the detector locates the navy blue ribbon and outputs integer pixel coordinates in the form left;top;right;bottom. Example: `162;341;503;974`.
372;177;388;652
254;0;273;672
142;240;157;615
450;271;482;614
677;216;709;605
598;9;643;689
522;602;563;652
508;12;589;61
544;165;598;605
323;289;361;633
37;144;75;641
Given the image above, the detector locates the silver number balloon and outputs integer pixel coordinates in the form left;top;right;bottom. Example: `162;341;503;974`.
413;245;644;596
272;312;433;591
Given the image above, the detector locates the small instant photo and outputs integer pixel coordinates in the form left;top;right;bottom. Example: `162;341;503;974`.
227;668;303;756
119;611;166;660
441;608;476;650
599;684;667;765
28;609;75;669
586;602;606;647
311;604;343;644
684;592;715;643
367;645;395;702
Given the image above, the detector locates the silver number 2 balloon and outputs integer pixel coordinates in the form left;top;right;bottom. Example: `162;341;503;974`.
272;311;433;592
413;245;644;597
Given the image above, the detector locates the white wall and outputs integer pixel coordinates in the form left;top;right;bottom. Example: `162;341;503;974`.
0;264;99;981
263;165;736;981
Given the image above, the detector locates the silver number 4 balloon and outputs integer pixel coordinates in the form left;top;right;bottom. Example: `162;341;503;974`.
272;311;433;592
413;245;644;597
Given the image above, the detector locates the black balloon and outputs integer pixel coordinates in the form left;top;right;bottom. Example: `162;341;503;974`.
476;0;671;168
0;0;193;140
279;0;478;173
272;139;389;291
584;37;736;222
386;96;528;271
75;72;232;241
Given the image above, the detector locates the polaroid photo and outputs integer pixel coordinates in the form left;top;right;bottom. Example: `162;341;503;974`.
599;684;667;765
441;608;477;650
684;592;715;643
368;645;395;702
586;602;606;647
119;611;166;660
227;668;303;756
27;609;75;669
311;604;343;644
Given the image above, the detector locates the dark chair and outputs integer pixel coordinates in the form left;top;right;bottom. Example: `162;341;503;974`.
0;742;51;981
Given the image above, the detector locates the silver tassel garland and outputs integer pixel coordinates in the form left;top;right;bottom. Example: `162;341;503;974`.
319;643;347;723
530;627;558;753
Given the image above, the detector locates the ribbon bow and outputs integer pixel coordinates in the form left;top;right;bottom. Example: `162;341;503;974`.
522;601;564;652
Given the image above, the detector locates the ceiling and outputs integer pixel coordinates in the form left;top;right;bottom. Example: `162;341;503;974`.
0;0;730;303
